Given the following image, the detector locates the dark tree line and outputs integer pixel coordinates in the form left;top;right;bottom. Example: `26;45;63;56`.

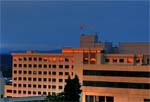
46;75;82;102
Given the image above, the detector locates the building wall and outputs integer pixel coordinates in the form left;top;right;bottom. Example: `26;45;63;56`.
119;42;150;54
0;71;5;100
5;51;74;97
82;61;150;102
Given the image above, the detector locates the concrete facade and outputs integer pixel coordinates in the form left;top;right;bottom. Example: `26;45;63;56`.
4;34;150;102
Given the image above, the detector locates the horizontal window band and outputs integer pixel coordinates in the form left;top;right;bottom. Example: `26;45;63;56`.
83;81;150;89
83;70;150;78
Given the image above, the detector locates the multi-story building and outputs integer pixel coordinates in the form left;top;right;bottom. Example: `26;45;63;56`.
4;34;150;102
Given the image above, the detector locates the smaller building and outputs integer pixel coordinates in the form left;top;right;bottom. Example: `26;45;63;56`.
0;71;5;102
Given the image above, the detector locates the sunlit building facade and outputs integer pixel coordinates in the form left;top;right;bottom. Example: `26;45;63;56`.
4;34;150;102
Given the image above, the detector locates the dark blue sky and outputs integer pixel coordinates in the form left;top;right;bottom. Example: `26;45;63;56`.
1;1;149;53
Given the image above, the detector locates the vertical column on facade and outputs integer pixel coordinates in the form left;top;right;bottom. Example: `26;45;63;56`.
82;92;86;102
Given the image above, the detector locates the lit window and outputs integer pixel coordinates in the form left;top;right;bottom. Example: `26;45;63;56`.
43;57;48;61
52;57;57;62
127;58;133;63
59;57;64;62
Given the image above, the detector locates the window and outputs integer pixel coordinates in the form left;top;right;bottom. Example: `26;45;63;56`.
136;59;140;63
38;85;41;88
18;77;22;81
33;91;36;95
59;72;63;75
119;59;124;63
49;78;51;82
28;57;32;61
127;58;133;63
72;65;74;68
106;96;114;102
99;96;105;102
23;91;26;94
13;90;16;94
19;64;22;67
18;84;21;87
24;71;27;74
44;71;47;75
28;71;32;74
38;64;42;68
144;99;150;102
14;77;17;80
38;71;42;75
23;77;26;81
59;79;63;82
43;85;47;88
28;91;31;94
14;70;17;74
52;65;56;68
52;72;56;75
48;85;51;89
34;57;37;61
48;92;51;95
19;58;22;61
44;64;47;68
147;59;149;64
113;59;117;63
24;64;27;67
52;78;56;82
59;86;63;89
65;58;69;62
28;77;32;81
23;84;26;87
18;90;21;94
65;72;69;76
38;91;41;95
43;92;47;95
49;65;51;68
52;85;56;89
7;90;12;93
65;65;69;69
19;71;22;74
105;59;110;63
38;78;42;81
33;64;37;68
59;65;63;68
33;78;36;81
39;58;42;61
52;92;55;95
49;72;51;75
14;64;17;67
33;84;36;88
44;78;47;82
24;57;27;61
33;71;36;74
28;64;32;68
28;84;31;88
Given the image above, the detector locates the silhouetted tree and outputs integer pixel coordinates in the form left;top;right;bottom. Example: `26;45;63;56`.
64;75;82;102
46;75;82;102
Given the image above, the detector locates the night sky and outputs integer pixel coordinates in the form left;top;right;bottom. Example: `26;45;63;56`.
1;1;149;53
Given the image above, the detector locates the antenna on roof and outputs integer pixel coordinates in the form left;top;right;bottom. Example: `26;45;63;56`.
80;23;93;34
